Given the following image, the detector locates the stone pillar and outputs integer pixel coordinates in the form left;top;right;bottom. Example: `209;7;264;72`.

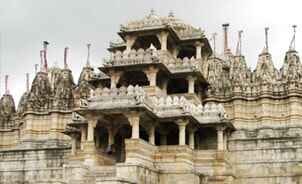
71;134;77;156
145;67;158;87
148;125;156;145
81;126;87;150
172;47;179;58
187;76;196;94
110;71;122;89
224;131;228;151
177;119;189;146
108;127;115;146
87;120;97;142
162;79;168;95
125;35;136;52
217;126;225;151
195;41;203;59
188;128;197;149
127;112;140;139
157;32;169;51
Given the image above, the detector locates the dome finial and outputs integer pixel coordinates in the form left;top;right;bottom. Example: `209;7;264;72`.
26;73;29;93
4;74;9;95
236;30;243;56
264;27;269;52
150;9;156;16
289;25;297;51
86;43;91;67
168;10;174;17
64;47;69;69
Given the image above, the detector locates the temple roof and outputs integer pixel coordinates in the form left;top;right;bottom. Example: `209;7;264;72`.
119;10;205;40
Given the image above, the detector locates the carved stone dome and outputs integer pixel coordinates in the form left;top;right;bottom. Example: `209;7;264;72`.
0;94;16;116
53;69;75;110
120;10;205;40
17;92;29;115
27;72;52;111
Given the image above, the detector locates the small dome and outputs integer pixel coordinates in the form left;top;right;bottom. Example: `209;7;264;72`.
27;72;52;111
53;69;75;110
0;94;16;116
78;66;94;84
120;10;204;40
17;92;29;115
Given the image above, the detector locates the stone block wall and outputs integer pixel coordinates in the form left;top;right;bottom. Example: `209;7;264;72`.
0;146;69;184
229;127;302;184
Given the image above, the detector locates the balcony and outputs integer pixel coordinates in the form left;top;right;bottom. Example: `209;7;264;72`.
78;86;227;126
103;49;204;75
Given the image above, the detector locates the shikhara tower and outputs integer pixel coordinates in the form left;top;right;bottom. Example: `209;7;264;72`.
0;11;302;184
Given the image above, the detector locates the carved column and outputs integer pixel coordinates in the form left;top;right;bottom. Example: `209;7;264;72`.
148;124;156;145
187;76;196;94
127;112;140;139
87;120;97;142
224;131;228;151
172;47;179;58
217;126;226;151
162;79;168;95
157;31;169;51
145;67;158;87
110;71;122;89
125;35;136;52
177;119;189;146
71;134;78;156
80;126;87;150
195;41;204;59
188;127;197;149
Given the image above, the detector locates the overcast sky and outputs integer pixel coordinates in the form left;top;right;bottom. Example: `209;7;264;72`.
0;0;301;103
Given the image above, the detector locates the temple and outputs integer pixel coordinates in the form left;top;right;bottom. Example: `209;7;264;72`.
0;11;302;184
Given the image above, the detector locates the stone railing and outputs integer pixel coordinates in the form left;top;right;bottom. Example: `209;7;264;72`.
103;49;203;75
103;48;159;67
79;85;226;123
160;51;201;73
86;85;146;110
149;96;226;124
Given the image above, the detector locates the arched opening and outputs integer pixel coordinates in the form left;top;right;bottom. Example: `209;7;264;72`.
177;45;196;59
114;124;132;163
167;78;188;94
132;35;161;50
195;127;217;150
117;71;150;87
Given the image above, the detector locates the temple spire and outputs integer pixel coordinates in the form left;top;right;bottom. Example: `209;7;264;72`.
5;74;9;95
35;64;38;74
40;50;44;72
86;43;91;67
289;25;297;51
26;73;29;93
211;32;217;57
43;41;49;72
64;47;69;69
222;23;230;54
236;30;243;56
265;27;269;52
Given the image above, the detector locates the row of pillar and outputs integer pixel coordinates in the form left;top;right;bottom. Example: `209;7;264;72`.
109;68;197;95
70;113;227;156
124;32;204;59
